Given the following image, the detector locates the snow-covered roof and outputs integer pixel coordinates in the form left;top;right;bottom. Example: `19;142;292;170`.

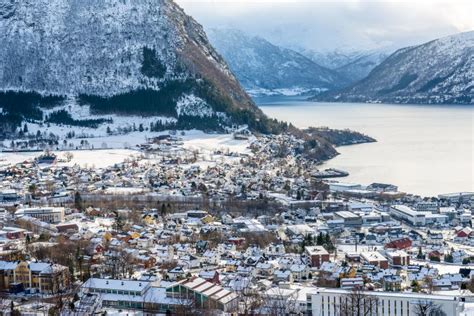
83;278;151;293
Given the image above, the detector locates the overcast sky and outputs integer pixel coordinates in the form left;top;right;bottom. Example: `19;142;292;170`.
176;0;473;52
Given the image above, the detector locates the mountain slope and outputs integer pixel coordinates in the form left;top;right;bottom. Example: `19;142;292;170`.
207;29;349;96
313;32;474;104
301;49;390;83
334;51;390;82
0;0;281;134
301;49;365;70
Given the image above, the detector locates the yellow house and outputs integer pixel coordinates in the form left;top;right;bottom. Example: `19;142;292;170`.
338;266;357;279
129;231;141;239
0;260;70;294
143;214;156;225
103;231;113;242
201;214;214;224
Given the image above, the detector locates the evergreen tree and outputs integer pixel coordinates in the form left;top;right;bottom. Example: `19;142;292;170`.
113;211;125;233
317;232;324;245
69;261;75;283
74;191;83;211
417;247;424;259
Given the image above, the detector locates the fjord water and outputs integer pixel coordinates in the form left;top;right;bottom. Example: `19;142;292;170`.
258;97;474;197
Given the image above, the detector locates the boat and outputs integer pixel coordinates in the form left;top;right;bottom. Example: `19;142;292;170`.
312;168;349;179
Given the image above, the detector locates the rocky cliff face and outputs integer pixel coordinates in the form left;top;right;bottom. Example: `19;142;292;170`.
0;0;275;132
313;31;474;104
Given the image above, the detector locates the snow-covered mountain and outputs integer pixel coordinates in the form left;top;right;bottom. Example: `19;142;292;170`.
301;49;364;70
314;31;474;104
207;29;349;96
0;0;279;134
301;49;391;82
334;51;391;82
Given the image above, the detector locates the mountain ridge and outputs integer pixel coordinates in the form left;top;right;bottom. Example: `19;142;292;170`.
207;28;349;96
312;31;474;104
0;0;284;134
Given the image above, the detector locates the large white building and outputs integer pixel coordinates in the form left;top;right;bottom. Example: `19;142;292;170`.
311;288;464;316
390;205;426;226
390;205;448;226
15;207;65;223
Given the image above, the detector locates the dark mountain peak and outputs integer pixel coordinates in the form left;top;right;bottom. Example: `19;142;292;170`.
0;0;282;133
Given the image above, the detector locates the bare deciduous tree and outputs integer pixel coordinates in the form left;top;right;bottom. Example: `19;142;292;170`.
338;287;379;316
413;300;446;316
423;275;435;294
261;287;299;316
236;282;263;315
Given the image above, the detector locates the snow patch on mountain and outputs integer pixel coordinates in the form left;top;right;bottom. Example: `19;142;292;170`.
301;48;392;82
176;94;214;117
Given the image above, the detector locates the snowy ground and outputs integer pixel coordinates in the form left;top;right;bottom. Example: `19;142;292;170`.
0;130;253;168
246;87;327;97
410;259;474;274
0;149;140;168
181;131;254;155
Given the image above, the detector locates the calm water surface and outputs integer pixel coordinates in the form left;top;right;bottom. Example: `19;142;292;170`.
258;97;474;197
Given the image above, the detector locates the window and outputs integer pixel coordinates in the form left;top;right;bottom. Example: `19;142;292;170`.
327;296;330;315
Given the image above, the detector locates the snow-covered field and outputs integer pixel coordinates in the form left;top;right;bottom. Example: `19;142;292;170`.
0;149;140;168
1;130;253;168
181;131;253;154
410;259;474;274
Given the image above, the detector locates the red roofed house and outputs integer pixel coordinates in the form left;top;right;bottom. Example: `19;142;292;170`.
428;250;442;261
384;237;412;250
456;227;472;238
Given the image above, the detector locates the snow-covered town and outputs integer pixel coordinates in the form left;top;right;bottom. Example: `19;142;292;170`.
0;0;472;315
0;131;473;315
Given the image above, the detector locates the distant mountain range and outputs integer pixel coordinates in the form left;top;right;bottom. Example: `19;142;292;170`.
300;49;391;82
207;29;349;96
313;31;474;104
